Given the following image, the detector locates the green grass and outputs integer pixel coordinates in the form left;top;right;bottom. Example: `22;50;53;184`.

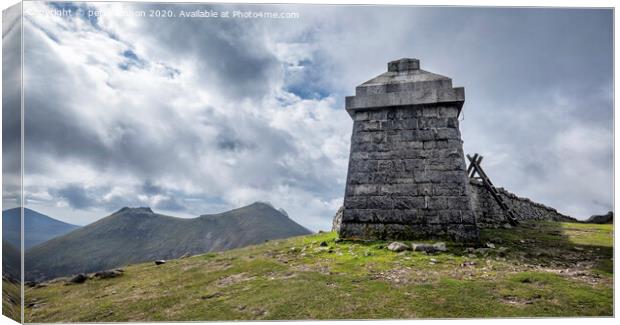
2;278;21;322
24;222;613;321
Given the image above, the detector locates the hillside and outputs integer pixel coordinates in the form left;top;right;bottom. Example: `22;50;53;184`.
2;240;20;280
2;207;80;249
585;211;613;224
23;221;612;321
25;202;311;281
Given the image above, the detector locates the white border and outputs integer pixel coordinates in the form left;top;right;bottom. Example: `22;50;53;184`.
0;1;616;325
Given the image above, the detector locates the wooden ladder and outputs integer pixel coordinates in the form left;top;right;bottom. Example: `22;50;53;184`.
466;153;519;226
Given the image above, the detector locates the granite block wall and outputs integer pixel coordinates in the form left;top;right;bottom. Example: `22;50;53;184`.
338;105;479;241
468;179;575;227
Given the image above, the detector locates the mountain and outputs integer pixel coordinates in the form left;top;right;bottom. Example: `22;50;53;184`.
2;208;81;249
2;240;20;281
25;202;311;281
585;211;613;224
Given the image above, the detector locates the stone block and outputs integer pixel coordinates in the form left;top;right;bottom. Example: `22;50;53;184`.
347;184;379;196
392;196;425;210
367;196;394;210
353;111;369;121
344;197;367;209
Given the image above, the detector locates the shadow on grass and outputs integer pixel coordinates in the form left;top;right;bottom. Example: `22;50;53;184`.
479;221;613;275
335;220;613;276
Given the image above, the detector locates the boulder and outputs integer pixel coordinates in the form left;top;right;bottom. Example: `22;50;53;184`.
412;243;434;252
94;269;123;279
387;242;410;252
412;242;447;253
154;260;167;265
331;206;344;232
25;281;38;288
433;242;447;252
69;273;87;284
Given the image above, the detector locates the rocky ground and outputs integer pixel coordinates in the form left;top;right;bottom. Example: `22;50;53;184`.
18;221;613;321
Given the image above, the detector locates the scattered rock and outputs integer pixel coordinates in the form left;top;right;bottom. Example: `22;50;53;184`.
572;246;584;251
502;223;512;229
491;237;503;244
69;273;87;284
474;248;490;255
94;269;123;279
412;242;447;253
486;243;496;249
461;261;477;267
387;242;410;252
319;241;328;247
25;281;38;288
497;247;508;257
433;242;448;252
429;258;438;264
412;243;434;252
154;260;167;265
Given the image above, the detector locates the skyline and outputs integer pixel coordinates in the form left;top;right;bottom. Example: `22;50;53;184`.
2;2;614;230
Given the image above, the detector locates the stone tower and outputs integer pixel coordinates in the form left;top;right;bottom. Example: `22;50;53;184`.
338;58;479;241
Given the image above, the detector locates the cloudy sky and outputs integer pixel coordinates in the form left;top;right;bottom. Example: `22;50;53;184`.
5;1;613;229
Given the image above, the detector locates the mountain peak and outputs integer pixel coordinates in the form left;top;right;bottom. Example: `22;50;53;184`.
250;201;274;208
115;207;154;215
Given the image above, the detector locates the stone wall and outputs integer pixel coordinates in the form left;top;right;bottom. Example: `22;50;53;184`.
468;179;575;227
339;104;479;241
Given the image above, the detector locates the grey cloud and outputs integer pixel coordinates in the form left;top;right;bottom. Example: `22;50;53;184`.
50;182;188;212
19;3;613;228
153;196;186;212
54;184;99;210
141;180;163;195
2;4;22;209
122;3;281;100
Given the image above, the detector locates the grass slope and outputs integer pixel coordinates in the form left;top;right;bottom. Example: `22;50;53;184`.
24;221;612;321
25;203;311;281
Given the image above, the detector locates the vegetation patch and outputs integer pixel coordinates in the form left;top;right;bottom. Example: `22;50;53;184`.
23;221;613;321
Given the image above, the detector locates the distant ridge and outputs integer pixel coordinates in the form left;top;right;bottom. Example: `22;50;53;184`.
585;211;613;224
25;202;311;281
2;208;80;249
